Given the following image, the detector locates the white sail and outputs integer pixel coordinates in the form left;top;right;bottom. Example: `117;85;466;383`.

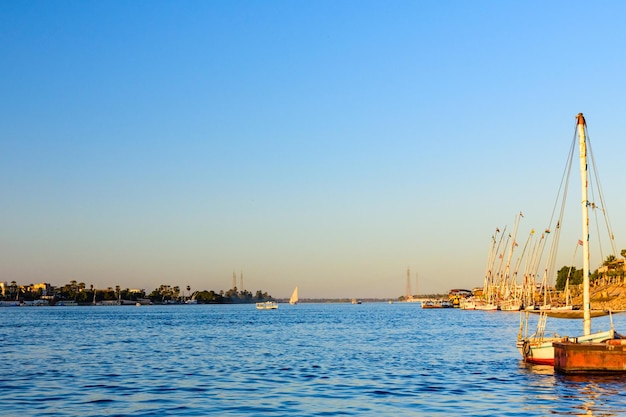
289;287;299;305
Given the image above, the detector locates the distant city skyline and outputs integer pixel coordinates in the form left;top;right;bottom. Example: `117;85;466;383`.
2;1;626;299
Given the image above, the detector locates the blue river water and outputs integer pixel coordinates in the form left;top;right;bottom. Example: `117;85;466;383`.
2;303;626;416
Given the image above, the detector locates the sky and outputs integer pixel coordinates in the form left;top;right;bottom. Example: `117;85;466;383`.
2;1;626;299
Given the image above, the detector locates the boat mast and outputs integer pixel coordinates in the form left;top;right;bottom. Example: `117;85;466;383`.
576;112;591;336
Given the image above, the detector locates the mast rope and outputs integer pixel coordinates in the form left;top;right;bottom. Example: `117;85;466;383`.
585;127;618;259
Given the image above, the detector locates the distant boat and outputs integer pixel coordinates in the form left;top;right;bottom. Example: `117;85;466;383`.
351;298;361;304
256;301;278;310
459;298;477;310
289;287;299;305
422;300;452;309
474;301;498;311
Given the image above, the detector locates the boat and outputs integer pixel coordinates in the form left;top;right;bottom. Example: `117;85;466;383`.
289;287;299;305
421;300;453;309
551;113;625;374
256;301;278;310
554;336;626;374
474;300;498;311
449;289;472;308
517;113;620;366
500;299;522;311
459;298;477;310
518;311;614;365
351;298;361;304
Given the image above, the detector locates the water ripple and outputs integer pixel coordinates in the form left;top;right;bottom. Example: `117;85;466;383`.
2;304;626;416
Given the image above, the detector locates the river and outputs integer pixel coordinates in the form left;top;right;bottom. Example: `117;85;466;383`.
2;303;626;416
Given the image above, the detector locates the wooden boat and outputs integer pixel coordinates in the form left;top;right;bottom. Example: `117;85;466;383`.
459;298;477;310
517;311;614;365
554;338;626;374
500;299;522;311
552;113;625;374
475;301;498;311
517;113;620;366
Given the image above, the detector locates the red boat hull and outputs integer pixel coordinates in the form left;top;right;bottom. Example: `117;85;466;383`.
524;357;554;366
553;339;626;374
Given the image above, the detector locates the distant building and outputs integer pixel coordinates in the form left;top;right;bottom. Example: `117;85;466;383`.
30;283;51;296
597;259;625;276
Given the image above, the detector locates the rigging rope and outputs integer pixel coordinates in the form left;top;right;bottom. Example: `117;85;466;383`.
585;127;618;259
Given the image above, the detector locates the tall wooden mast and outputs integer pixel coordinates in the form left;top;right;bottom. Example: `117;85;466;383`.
576;112;591;336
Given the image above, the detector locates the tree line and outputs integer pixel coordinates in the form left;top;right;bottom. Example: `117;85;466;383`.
0;280;274;305
555;252;626;291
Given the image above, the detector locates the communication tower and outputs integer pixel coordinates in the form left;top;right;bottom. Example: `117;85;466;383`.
405;267;412;300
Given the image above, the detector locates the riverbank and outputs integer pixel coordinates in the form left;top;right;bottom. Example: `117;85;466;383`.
572;281;626;311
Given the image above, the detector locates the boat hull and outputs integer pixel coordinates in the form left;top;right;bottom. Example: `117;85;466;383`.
517;339;558;365
518;329;615;366
475;303;498;311
554;339;626;374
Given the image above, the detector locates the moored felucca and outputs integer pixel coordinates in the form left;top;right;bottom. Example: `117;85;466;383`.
551;113;625;374
517;113;620;366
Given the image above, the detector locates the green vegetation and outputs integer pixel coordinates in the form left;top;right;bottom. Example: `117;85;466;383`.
147;285;272;304
555;266;583;290
0;281;274;305
556;254;626;291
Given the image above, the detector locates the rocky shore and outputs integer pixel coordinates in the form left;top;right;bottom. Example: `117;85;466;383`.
572;282;626;312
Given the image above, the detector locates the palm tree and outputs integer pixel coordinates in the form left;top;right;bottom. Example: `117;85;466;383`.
604;254;617;265
9;281;18;300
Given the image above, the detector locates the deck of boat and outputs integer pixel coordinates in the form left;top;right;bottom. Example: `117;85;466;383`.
527;310;621;319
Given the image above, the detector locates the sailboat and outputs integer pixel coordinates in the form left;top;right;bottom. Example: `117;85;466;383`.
517;113;617;366
289;286;299;305
551;114;625;373
475;228;502;311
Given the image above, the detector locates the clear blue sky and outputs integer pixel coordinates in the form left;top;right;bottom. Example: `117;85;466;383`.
2;1;626;298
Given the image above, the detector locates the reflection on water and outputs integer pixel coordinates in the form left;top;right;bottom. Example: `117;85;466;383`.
1;304;626;416
555;374;626;417
519;360;626;416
